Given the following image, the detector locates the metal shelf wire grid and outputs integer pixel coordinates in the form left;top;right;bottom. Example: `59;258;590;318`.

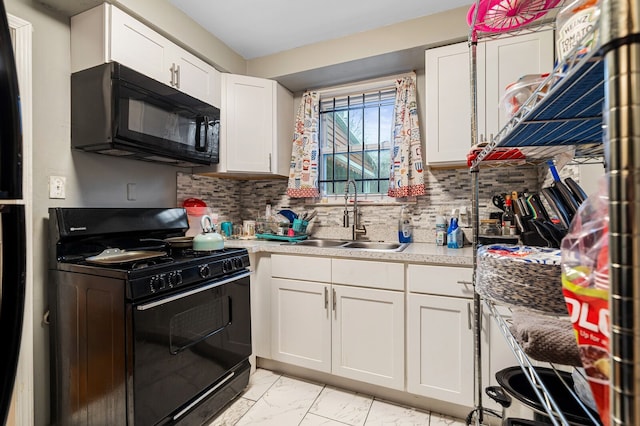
469;16;604;169
484;301;601;426
469;0;624;425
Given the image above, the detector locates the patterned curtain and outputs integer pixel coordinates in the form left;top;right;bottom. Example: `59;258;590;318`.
287;91;320;198
388;73;426;197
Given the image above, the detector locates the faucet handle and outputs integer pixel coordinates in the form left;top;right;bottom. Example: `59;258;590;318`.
354;223;367;238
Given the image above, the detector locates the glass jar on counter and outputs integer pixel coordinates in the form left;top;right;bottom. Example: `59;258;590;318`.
480;219;502;236
277;222;290;236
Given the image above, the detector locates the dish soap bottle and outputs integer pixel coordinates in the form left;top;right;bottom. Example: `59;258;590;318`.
435;215;447;246
398;205;413;243
447;218;463;249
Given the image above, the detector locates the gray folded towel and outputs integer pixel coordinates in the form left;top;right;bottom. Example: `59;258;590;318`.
509;308;582;366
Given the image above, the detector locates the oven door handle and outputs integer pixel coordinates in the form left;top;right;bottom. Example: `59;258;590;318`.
136;271;251;311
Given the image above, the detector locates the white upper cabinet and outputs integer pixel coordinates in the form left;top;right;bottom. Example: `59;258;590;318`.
425;30;554;166
213;74;293;176
167;45;221;108
71;3;221;108
484;31;555;136
425;41;486;166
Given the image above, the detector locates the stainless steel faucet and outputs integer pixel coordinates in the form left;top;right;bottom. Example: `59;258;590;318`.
343;179;367;240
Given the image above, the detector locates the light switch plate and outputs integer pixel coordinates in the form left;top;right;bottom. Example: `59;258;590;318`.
127;183;136;201
49;176;66;199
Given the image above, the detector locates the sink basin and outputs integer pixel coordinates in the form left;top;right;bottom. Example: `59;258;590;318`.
290;239;409;252
294;239;350;248
341;241;408;252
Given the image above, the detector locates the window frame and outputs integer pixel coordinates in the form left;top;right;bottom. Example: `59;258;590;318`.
310;74;416;205
319;90;394;197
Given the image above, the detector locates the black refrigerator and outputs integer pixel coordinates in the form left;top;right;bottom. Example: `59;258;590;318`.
0;0;27;424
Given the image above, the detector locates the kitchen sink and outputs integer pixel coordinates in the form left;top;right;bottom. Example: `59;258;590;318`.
294;239;350;247
341;241;408;252
292;239;408;252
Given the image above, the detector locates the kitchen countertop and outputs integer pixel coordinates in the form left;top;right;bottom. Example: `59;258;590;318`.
224;239;474;266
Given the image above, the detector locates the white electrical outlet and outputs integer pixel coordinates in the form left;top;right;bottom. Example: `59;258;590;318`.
49;176;66;199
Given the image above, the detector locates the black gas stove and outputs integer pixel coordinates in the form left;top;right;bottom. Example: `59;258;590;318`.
49;207;250;301
57;245;250;300
48;208;252;426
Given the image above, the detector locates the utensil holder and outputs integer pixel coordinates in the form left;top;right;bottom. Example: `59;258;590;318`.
292;219;309;234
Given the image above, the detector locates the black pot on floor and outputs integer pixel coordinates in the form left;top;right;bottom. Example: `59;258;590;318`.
504;419;539;426
486;366;602;425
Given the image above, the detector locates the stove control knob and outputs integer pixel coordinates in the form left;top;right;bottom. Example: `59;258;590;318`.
158;274;167;290
223;259;233;273
233;257;243;269
149;276;160;293
199;264;211;278
168;272;182;287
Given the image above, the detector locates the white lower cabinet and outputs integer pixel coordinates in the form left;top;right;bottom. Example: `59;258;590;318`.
407;293;474;405
267;256;499;405
270;255;404;390
271;277;331;372
332;284;404;389
406;264;475;406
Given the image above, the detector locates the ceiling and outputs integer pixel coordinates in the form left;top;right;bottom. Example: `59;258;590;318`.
167;0;472;60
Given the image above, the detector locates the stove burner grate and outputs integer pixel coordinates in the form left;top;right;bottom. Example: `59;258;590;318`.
130;257;174;270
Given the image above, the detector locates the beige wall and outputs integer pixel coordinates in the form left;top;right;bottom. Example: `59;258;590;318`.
247;6;469;82
5;1;202;424
105;2;468;87
3;1;469;424
113;0;246;74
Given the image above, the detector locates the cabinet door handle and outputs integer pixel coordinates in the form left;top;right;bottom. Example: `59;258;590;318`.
174;64;181;89
324;287;328;310
169;64;176;86
268;153;272;172
332;288;336;312
457;280;472;285
467;302;472;330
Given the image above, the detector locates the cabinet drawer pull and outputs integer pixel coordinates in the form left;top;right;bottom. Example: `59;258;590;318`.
457;280;473;285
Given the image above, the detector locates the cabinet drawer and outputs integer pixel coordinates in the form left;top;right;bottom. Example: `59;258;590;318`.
332;259;403;291
271;254;331;282
407;264;473;298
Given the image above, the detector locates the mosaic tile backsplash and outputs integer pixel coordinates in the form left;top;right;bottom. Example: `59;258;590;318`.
177;165;559;243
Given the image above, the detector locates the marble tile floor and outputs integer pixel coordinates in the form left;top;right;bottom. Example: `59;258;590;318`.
209;368;466;426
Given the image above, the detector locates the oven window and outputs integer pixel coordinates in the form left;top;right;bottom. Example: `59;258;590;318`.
169;297;229;354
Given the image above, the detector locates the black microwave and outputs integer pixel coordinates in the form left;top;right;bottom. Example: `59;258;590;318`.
71;62;219;167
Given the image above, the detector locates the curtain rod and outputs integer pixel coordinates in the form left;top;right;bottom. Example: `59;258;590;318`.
312;70;415;98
